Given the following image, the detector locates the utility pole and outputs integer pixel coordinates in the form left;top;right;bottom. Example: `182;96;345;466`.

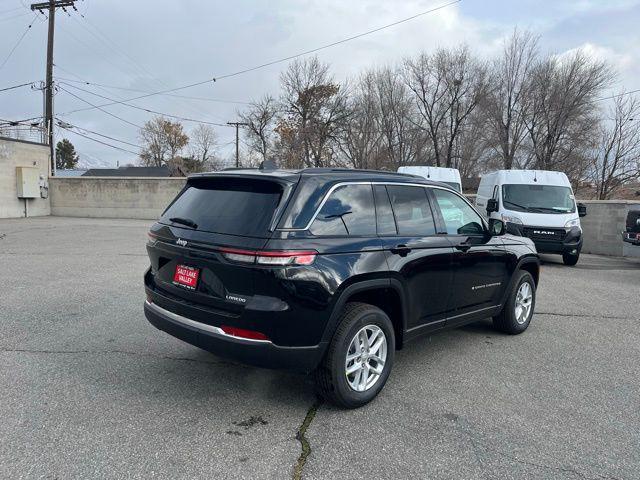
30;0;76;176
227;121;248;168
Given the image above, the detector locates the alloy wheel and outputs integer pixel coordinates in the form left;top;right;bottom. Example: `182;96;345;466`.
514;282;533;324
345;325;387;392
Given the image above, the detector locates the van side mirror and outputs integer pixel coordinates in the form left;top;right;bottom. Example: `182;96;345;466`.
488;218;505;236
486;198;499;213
577;203;587;217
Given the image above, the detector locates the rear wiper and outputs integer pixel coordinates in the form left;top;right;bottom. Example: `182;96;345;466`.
169;217;198;229
325;211;352;234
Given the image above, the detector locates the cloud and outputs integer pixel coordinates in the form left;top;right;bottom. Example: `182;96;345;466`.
557;42;634;71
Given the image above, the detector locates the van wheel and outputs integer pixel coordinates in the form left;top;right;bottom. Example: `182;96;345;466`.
493;271;536;334
314;302;395;408
562;252;579;266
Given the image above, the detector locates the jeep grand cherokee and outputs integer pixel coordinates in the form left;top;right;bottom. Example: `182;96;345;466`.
144;168;540;408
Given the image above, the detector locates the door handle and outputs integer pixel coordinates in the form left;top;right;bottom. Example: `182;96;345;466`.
390;244;412;256
455;242;472;253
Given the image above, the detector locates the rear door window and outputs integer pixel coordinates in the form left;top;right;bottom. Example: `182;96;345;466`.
310;184;376;236
160;177;284;237
386;185;436;236
373;185;397;235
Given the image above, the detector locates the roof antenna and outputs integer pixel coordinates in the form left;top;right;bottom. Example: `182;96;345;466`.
426;166;430;179
534;170;538;182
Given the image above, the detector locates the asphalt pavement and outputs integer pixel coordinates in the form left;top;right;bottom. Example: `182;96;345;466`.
1;217;638;479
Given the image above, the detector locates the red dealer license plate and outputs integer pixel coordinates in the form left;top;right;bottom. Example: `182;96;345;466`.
173;265;199;290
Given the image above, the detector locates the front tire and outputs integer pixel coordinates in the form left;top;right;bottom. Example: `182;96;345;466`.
493;271;536;334
314;302;395;408
562;252;579;266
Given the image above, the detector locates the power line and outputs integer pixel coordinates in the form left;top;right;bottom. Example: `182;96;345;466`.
595;88;640;102
0;14;38;70
57;124;140;155
0;12;32;23
58;0;461;114
56;76;250;105
0;81;35;93
0;6;27;15
71;12;225;122
57;84;144;129
60;82;230;127
55;118;142;148
214;0;462;82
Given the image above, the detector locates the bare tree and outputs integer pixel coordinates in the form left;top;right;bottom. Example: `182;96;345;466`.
590;93;640;199
240;95;278;162
374;66;423;170
139;116;189;166
453;109;490;180
525;51;614;173
404;46;488;168
483;29;539;169
336;71;384;169
276;56;349;168
188;124;218;169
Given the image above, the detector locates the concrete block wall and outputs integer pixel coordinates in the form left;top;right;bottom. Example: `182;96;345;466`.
49;177;186;220
0;137;50;218
579;201;640;258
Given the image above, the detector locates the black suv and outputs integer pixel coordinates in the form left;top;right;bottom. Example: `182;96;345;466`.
144;168;540;407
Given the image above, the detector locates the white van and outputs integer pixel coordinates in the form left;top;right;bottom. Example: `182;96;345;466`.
476;170;587;265
397;166;462;192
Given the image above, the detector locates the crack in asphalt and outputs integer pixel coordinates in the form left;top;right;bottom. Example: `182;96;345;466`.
447;414;621;480
0;347;248;368
293;400;321;480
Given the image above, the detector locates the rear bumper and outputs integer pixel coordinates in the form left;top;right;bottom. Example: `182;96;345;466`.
622;232;640;245
144;300;325;373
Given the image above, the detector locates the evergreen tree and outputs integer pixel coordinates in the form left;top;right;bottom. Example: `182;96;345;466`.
55;139;79;169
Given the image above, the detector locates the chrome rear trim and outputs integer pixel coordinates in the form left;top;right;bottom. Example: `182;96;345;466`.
145;300;272;344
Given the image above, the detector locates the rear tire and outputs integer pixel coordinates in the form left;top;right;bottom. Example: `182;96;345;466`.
314;302;395;408
562;252;579;266
493;271;536;335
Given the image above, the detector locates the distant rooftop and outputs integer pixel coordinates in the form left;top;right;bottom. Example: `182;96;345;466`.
81;165;176;177
55;169;87;177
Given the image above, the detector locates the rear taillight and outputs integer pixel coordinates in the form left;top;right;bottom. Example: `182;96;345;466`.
219;247;256;264
220;325;270;341
219;248;316;266
256;251;316;266
148;231;158;240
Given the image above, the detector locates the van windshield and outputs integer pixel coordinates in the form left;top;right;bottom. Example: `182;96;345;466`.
441;182;462;192
502;184;576;214
160;177;284;237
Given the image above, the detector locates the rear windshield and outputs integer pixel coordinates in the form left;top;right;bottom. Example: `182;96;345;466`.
160;177;284;237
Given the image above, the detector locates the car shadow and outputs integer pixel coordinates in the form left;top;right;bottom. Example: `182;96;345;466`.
66;344;315;409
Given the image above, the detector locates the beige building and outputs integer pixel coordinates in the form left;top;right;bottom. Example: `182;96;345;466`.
0;137;50;218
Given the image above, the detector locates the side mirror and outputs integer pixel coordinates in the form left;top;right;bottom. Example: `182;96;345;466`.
577;203;587;217
488;218;505;236
486;198;499;213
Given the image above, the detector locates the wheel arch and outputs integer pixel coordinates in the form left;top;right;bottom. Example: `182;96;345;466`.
499;255;540;308
321;278;408;350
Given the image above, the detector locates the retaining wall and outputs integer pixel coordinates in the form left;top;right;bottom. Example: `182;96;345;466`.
49;177;185;220
579;200;640;258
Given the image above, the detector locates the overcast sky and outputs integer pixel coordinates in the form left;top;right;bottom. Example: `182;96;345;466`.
2;0;639;167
